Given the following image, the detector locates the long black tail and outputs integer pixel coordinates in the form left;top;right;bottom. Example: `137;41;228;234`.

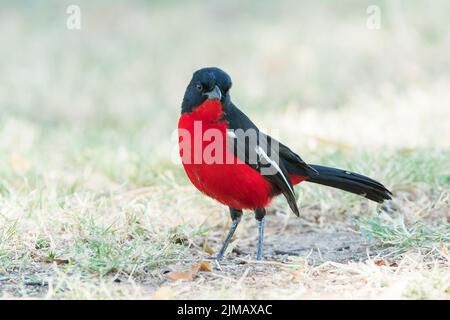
307;165;392;203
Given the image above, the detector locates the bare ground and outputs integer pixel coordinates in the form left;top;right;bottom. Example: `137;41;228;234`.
0;211;431;299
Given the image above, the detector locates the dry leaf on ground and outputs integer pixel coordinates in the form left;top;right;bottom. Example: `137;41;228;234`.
41;257;70;265
203;239;215;255
199;261;212;272
374;259;386;266
165;261;212;281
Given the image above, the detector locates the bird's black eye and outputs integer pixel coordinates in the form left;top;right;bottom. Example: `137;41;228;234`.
195;83;203;92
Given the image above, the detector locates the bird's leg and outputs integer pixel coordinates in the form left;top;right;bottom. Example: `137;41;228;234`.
216;208;243;262
255;208;266;261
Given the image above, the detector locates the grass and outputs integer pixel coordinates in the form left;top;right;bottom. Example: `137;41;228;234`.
0;119;448;299
360;216;449;254
0;1;449;299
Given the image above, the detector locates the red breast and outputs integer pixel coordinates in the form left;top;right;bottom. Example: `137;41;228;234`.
178;100;274;209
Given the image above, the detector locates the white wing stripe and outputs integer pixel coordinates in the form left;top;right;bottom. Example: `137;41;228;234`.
256;145;294;194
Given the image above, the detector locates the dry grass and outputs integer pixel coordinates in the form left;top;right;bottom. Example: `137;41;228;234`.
0;1;449;299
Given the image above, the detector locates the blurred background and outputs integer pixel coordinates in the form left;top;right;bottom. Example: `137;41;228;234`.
0;0;449;299
1;0;449;161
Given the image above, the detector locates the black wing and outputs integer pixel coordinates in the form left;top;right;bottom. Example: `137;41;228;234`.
224;103;300;216
277;140;319;177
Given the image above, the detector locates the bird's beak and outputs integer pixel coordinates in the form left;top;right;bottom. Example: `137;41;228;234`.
204;85;222;101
